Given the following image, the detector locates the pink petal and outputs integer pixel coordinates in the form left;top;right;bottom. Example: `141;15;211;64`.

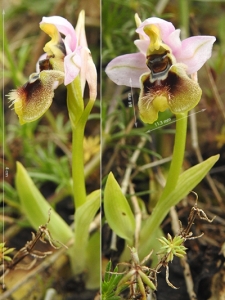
105;53;148;88
134;39;149;54
75;46;97;99
41;16;77;52
86;50;97;100
163;29;182;53
136;17;175;43
79;46;89;94
175;36;216;74
64;50;81;85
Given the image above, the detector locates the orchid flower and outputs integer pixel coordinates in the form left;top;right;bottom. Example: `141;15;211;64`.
105;16;216;124
8;11;97;125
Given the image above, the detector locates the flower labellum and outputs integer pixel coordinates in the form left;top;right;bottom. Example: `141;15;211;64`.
8;64;64;125
138;24;202;123
105;16;216;124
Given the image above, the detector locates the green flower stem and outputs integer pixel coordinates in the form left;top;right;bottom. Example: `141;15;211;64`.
67;77;85;208
71;122;86;208
67;77;97;275
72;99;95;208
72;98;96;209
159;112;188;201
138;112;188;258
67;76;96;208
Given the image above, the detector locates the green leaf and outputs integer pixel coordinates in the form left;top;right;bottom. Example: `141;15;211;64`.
104;260;113;283
104;172;135;244
15;161;73;244
69;189;101;274
102;261;124;300
66;76;84;128
85;231;101;289
139;154;219;258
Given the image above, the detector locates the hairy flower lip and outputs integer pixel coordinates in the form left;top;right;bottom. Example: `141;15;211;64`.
7;70;64;124
138;62;202;124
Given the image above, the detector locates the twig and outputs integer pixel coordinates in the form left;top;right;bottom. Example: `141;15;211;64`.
204;64;225;122
102;85;126;176
189;72;222;205
89;212;101;233
131;156;172;180
169;204;197;299
109;231;118;251
170;206;181;236
0;238;73;300
189;107;222;204
180;256;197;300
129;183;142;249
155;0;169;15
121;136;147;195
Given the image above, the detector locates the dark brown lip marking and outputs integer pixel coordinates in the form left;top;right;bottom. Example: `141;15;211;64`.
146;51;172;80
39;58;53;72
